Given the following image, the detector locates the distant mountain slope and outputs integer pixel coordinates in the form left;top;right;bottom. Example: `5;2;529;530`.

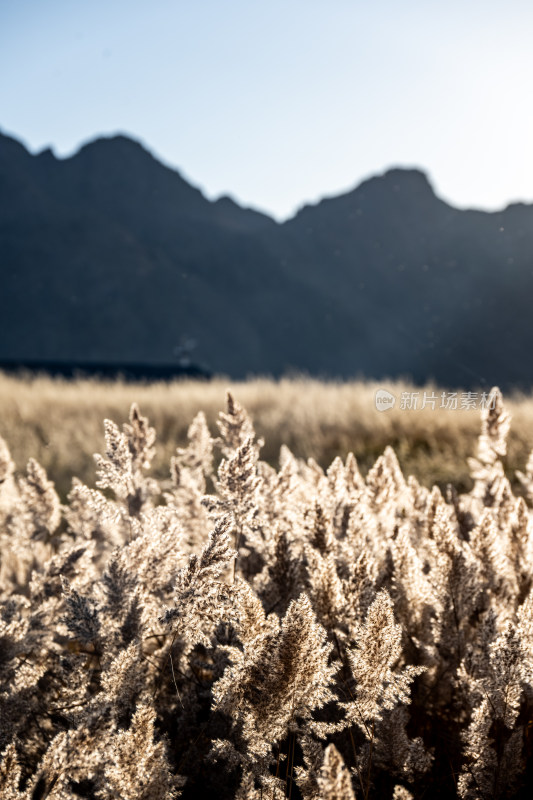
2;130;533;388
275;168;533;387
0;132;316;377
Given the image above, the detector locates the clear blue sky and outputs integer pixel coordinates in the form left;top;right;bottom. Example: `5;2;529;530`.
2;0;533;220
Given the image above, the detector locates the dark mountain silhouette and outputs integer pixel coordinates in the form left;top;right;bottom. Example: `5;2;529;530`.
1;130;533;388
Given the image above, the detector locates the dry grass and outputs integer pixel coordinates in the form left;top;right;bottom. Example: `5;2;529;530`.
2;372;533;497
3;385;533;798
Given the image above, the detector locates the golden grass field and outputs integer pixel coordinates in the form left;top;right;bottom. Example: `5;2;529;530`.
2;371;533;498
3;374;533;796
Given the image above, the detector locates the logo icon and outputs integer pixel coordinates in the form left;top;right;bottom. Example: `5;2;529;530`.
375;389;396;412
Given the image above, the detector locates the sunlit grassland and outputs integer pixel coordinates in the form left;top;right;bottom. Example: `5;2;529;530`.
2;372;533;498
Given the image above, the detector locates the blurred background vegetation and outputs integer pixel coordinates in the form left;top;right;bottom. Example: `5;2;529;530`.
2;373;533;500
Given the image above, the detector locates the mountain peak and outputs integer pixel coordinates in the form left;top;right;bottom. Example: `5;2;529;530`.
36;146;57;161
73;133;158;165
360;167;436;197
383;166;431;182
289;166;442;228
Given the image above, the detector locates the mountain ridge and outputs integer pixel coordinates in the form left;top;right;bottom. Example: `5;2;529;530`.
2;130;533;388
9;129;532;220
